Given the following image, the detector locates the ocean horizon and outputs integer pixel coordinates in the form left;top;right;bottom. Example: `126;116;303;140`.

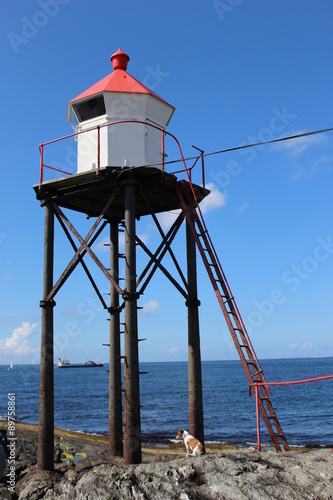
1;357;332;448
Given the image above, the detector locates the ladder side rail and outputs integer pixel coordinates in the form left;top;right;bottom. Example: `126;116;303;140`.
257;393;290;451
193;210;267;383
176;182;262;386
178;181;264;380
193;208;289;450
176;181;289;452
199;218;269;385
179;179;270;391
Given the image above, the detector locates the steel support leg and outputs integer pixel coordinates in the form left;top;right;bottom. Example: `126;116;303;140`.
123;181;142;465
109;220;123;457
37;203;55;471
186;218;205;446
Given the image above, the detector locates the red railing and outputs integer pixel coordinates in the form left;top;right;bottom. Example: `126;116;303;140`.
39;120;206;188
249;374;333;451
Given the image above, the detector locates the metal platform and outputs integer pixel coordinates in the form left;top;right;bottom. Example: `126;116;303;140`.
33;166;210;220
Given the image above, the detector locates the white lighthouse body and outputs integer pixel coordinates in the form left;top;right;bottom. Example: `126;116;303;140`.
68;49;175;174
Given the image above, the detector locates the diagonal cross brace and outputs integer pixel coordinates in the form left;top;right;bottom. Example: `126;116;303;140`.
45;192;123;302
54;211;109;309
138;187;189;292
136;211;186;296
135;232;188;299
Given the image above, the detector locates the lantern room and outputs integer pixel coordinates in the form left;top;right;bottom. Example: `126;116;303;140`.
67;49;175;173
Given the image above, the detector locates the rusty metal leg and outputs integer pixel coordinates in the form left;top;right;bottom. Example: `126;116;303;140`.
186;218;205;446
123;181;142;465
37;203;55;471
109;220;123;457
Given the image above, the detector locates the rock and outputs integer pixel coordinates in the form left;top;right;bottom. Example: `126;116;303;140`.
0;445;6;480
21;448;333;500
63;469;78;482
16;470;62;499
2;425;333;499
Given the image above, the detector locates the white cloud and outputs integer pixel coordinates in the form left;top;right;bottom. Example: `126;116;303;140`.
271;130;327;159
199;183;227;214
289;155;333;182
301;341;315;351
140;300;159;314
157;183;227;231
237;201;249;214
0;322;39;356
288;341;315;351
271;130;331;181
168;346;183;355
157;210;181;232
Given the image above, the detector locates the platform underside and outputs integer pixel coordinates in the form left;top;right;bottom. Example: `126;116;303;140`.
33;167;210;219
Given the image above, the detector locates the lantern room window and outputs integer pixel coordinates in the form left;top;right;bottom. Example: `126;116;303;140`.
72;95;106;124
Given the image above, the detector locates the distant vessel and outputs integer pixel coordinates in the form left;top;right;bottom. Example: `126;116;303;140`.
7;359;14;371
57;356;103;368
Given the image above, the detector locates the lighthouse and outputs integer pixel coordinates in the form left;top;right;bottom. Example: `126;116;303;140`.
67;48;175;173
35;48;211;470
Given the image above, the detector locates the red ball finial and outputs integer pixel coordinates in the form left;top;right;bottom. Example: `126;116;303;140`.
110;48;130;71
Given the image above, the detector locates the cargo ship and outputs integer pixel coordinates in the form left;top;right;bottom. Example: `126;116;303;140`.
57;356;104;368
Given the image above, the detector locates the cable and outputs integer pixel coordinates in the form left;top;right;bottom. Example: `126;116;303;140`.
160;126;333;169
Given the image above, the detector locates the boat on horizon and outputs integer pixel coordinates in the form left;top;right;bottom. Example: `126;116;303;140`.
7;359;15;371
57;356;104;369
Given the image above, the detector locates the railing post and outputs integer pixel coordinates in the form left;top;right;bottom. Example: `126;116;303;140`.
192;146;205;188
255;384;261;451
201;150;205;189
97;126;101;172
39;144;44;187
161;130;165;172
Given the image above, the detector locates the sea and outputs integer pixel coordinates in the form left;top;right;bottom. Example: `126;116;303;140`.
1;358;332;448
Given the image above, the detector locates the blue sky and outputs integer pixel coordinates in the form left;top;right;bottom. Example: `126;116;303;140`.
1;0;332;365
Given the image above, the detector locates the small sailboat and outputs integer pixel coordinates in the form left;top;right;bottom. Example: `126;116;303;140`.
7;359;14;371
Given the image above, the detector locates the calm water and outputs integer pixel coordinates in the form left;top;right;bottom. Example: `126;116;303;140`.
1;358;332;447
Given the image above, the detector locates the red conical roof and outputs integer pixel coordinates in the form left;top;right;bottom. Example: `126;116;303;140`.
70;49;172;106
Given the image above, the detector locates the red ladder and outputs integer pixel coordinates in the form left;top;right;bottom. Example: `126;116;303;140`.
176;179;289;452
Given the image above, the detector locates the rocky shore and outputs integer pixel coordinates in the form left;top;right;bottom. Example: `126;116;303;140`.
0;422;332;499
